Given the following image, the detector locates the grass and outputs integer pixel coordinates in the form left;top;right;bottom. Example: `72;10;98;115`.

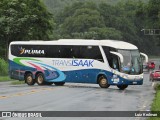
11;81;25;85
149;56;160;59
0;58;8;76
0;76;12;82
0;58;25;85
0;76;25;85
0;74;25;85
148;84;160;120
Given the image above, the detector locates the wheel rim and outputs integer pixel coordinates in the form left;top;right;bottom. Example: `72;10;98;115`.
38;75;43;84
27;76;32;83
101;78;107;85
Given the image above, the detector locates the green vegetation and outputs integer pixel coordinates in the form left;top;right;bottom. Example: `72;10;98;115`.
43;0;149;14
11;81;25;85
0;0;160;58
0;0;54;58
0;58;10;82
148;84;160;120
0;75;24;84
0;76;12;82
49;0;159;56
0;58;8;76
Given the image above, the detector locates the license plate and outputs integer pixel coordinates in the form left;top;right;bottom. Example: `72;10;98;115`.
133;82;137;84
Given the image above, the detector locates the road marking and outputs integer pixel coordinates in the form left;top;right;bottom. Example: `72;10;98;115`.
0;96;8;99
0;87;56;100
152;82;155;87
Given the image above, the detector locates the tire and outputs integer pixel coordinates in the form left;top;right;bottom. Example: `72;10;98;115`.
117;85;128;90
150;77;154;82
54;82;65;86
25;73;35;85
150;77;153;81
36;73;45;85
98;76;110;88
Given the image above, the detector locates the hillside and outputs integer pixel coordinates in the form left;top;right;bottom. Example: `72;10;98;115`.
42;0;159;56
43;0;149;14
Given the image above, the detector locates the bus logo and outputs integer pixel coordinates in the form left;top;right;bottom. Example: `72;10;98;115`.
19;47;25;54
19;47;45;55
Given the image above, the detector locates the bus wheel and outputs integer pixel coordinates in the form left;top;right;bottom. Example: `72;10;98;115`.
98;76;110;88
25;73;35;85
36;73;45;85
117;85;128;90
54;82;65;86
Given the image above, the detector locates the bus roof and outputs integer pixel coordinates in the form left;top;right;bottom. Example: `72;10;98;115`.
10;39;138;50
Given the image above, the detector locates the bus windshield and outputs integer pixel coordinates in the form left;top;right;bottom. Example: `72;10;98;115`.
118;50;143;75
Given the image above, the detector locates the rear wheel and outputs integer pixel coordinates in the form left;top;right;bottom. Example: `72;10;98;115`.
36;73;45;85
98;76;110;88
25;73;35;85
117;85;128;90
54;82;65;86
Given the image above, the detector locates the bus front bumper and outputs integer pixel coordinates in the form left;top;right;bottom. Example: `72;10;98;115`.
109;75;143;85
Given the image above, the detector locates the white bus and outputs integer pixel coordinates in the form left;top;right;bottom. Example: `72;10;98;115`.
9;39;148;90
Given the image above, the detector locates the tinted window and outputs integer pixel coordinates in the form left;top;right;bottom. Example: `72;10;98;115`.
78;46;103;62
11;45;103;62
102;46;119;69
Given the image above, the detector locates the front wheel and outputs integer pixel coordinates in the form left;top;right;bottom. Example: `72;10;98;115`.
54;82;65;86
98;76;110;88
25;73;35;85
36;73;45;85
117;85;128;90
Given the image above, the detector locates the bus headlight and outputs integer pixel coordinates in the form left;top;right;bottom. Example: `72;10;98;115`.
123;76;128;79
121;74;128;79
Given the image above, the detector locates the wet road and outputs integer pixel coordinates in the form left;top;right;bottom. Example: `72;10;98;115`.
0;73;156;120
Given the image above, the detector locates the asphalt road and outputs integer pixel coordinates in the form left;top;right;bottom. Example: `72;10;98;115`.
1;58;160;120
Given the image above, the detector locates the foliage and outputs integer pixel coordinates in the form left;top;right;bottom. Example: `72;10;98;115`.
0;0;159;59
0;58;8;76
0;0;54;58
59;2;106;38
146;0;160;45
0;76;13;82
43;0;149;15
148;84;160;120
11;81;25;85
50;0;159;55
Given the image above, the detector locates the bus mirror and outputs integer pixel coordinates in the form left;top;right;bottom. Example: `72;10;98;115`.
140;52;148;63
110;51;124;63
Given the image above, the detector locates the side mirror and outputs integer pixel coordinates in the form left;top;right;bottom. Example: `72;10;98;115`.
140;52;148;63
110;51;124;63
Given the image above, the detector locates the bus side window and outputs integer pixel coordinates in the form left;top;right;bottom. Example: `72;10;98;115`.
110;55;120;71
80;46;104;62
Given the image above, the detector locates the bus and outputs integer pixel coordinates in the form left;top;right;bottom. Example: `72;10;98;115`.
9;39;148;90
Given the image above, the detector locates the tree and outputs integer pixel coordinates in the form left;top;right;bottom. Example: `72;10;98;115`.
147;0;160;45
61;8;105;35
0;0;54;58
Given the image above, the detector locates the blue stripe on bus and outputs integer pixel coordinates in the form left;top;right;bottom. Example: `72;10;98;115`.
9;60;143;85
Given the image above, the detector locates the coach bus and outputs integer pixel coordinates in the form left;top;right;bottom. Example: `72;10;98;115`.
9;39;148;90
